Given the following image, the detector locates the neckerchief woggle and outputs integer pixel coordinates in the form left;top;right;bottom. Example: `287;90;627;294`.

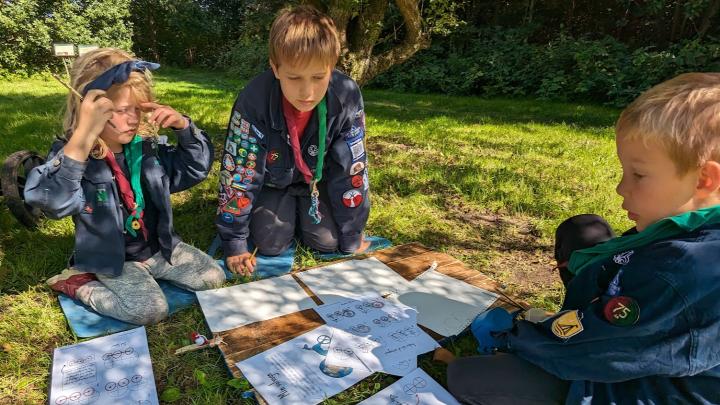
308;97;327;224
569;204;720;275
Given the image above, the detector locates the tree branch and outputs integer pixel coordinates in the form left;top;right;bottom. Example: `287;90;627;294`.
362;0;429;84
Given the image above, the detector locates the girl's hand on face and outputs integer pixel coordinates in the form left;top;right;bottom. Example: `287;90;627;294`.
76;90;115;140
140;102;188;130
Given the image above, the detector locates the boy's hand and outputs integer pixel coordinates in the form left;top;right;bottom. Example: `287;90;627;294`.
226;253;257;276
141;102;189;130
65;90;115;161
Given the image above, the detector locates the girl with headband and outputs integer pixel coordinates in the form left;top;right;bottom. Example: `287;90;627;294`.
25;48;225;325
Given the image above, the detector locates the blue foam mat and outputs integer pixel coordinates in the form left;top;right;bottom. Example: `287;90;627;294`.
58;280;197;338
313;235;392;260
59;240;297;338
59;235;387;338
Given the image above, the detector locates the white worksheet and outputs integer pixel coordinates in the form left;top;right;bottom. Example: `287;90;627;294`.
296;257;413;304
196;274;317;332
236;325;373;405
318;296;438;376
357;367;461;405
390;269;499;337
49;327;158;405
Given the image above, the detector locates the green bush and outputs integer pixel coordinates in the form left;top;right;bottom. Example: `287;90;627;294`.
0;0;132;77
370;27;720;106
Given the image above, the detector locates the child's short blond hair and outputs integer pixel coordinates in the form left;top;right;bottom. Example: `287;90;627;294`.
268;5;340;68
616;73;720;174
62;48;156;158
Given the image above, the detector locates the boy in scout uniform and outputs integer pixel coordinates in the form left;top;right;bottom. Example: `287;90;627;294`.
441;73;720;405
216;6;371;274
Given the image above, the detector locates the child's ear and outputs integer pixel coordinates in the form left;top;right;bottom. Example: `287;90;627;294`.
696;160;720;197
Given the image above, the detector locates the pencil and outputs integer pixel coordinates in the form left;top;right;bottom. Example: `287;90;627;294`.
249;247;258;261
51;73;118;129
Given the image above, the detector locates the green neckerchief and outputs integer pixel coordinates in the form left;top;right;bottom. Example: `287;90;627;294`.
308;97;327;224
123;135;145;236
568;204;720;275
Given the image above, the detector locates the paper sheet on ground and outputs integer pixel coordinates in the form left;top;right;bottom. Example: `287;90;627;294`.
318;296;438;376
390;269;499;337
296;257;412;304
49;326;158;405
197;274;317;332
236;325;373;405
357;367;461;405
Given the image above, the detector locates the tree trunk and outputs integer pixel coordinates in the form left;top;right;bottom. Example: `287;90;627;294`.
305;0;430;85
698;0;720;38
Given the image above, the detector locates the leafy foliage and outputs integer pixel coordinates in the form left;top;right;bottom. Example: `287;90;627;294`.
370;26;720;105
0;0;132;77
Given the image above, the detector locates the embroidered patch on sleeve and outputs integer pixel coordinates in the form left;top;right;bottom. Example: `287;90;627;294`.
348;138;365;161
550;310;584;339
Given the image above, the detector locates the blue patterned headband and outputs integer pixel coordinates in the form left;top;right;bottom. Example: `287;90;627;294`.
82;60;160;96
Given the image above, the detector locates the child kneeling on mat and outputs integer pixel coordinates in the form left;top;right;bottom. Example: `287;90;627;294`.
25;48;225;325
439;73;720;404
216;5;371;275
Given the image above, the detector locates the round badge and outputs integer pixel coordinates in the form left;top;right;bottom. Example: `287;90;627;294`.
235;156;245;166
233;127;241;136
221;213;234;223
603;296;640;326
245;168;255;177
268;150;280;163
249;137;257;144
351;175;363;188
249;144;259;153
248;153;257;161
246;161;256;169
342;189;363;208
131;219;141;230
238;149;248;158
241;133;248;140
236;167;245;175
350;161;365;175
308;144;318;156
233;173;242;182
240;141;249;148
242;177;252;184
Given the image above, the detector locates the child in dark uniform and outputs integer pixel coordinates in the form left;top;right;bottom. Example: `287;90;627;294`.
25;48;225;325
440;73;720;404
216;6;371;275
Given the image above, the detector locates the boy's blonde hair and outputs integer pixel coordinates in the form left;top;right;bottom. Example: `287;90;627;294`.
616;72;720;174
63;47;155;158
268;5;340;68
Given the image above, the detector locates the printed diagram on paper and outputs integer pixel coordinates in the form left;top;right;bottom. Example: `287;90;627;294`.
236;325;373;405
50;327;158;405
318;296;438;376
357;367;461;405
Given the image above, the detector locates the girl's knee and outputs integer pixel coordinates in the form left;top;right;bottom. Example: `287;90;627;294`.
125;296;168;325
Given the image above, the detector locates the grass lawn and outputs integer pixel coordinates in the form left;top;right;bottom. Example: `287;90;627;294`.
0;68;630;404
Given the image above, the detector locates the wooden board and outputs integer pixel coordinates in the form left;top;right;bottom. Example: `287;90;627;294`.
214;242;526;378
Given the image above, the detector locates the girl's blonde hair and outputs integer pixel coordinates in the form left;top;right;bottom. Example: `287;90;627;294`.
62;47;156;159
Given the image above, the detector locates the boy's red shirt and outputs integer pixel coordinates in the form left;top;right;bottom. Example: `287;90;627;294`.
282;95;314;183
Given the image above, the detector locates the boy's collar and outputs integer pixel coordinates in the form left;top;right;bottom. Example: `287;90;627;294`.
268;69;343;131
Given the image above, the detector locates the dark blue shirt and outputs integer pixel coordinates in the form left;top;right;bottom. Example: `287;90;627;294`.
508;224;720;404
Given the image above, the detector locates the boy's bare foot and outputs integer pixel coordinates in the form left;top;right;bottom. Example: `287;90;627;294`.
432;347;456;365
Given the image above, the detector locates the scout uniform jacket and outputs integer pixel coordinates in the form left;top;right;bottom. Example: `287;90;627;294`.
24;122;213;277
216;69;370;256
508;224;720;404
